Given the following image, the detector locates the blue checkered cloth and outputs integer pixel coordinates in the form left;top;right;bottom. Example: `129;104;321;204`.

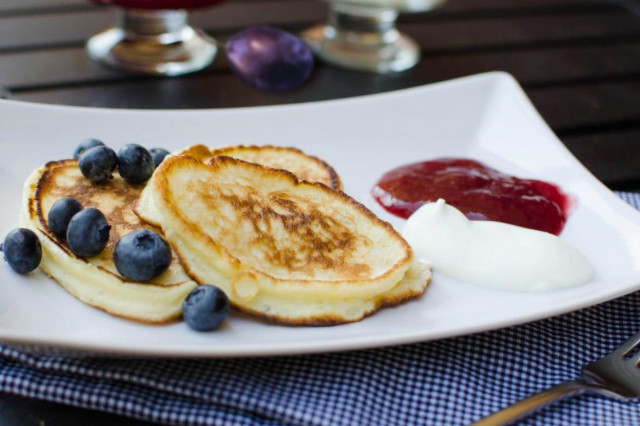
1;193;640;425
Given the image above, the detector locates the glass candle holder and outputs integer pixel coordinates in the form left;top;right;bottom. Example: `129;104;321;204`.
86;0;226;76
302;0;445;74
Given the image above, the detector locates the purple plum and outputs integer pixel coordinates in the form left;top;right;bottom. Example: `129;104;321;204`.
226;26;314;91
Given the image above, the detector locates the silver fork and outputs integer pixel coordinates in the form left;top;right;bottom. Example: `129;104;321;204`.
473;330;640;425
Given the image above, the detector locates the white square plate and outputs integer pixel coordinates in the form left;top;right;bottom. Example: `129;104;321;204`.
1;72;640;357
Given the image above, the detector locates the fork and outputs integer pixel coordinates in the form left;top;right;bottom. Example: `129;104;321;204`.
473;330;640;425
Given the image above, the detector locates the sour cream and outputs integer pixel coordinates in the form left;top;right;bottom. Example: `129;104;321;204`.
402;199;593;291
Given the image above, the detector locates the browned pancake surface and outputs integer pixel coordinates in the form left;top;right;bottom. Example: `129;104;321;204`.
179;144;343;190
35;159;183;280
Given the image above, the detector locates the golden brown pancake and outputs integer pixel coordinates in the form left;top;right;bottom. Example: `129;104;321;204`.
136;155;431;325
176;144;343;190
20;160;197;323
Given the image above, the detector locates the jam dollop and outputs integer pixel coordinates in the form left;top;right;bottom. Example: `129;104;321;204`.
372;158;572;235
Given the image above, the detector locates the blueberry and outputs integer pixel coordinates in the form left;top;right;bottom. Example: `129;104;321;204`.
149;148;170;168
183;285;229;331
117;144;155;184
73;138;105;159
78;146;118;183
66;208;110;257
2;228;41;274
113;229;172;281
47;198;83;240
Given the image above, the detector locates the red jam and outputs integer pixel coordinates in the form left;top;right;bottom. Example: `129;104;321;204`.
372;158;572;235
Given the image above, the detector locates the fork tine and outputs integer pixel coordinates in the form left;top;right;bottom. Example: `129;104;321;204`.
612;330;640;358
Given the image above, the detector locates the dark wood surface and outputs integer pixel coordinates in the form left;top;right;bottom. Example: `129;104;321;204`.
0;0;639;424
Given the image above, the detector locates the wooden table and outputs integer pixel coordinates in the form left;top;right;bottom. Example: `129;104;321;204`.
0;0;639;424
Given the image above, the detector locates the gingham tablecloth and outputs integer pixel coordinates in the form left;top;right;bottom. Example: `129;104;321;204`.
1;193;640;426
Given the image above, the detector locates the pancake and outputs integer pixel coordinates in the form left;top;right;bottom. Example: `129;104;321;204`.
176;144;342;190
136;155;431;325
20;160;198;323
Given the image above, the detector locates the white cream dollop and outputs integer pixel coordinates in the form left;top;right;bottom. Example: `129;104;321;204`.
402;199;593;291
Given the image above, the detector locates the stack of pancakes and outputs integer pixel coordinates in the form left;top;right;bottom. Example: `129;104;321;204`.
21;145;431;325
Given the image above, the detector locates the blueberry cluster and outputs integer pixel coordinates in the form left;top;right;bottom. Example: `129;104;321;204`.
72;139;232;330
75;138;170;184
3;139;230;332
47;197;173;282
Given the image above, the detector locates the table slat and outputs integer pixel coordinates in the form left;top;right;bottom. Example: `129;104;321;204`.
7;39;640;92
432;0;619;14
0;1;331;53
403;12;640;53
418;41;640;85
564;129;640;189
0;0;615;14
2;0;629;54
0;0;88;14
526;80;640;131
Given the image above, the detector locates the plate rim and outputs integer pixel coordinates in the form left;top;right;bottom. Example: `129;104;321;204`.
2;273;640;358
